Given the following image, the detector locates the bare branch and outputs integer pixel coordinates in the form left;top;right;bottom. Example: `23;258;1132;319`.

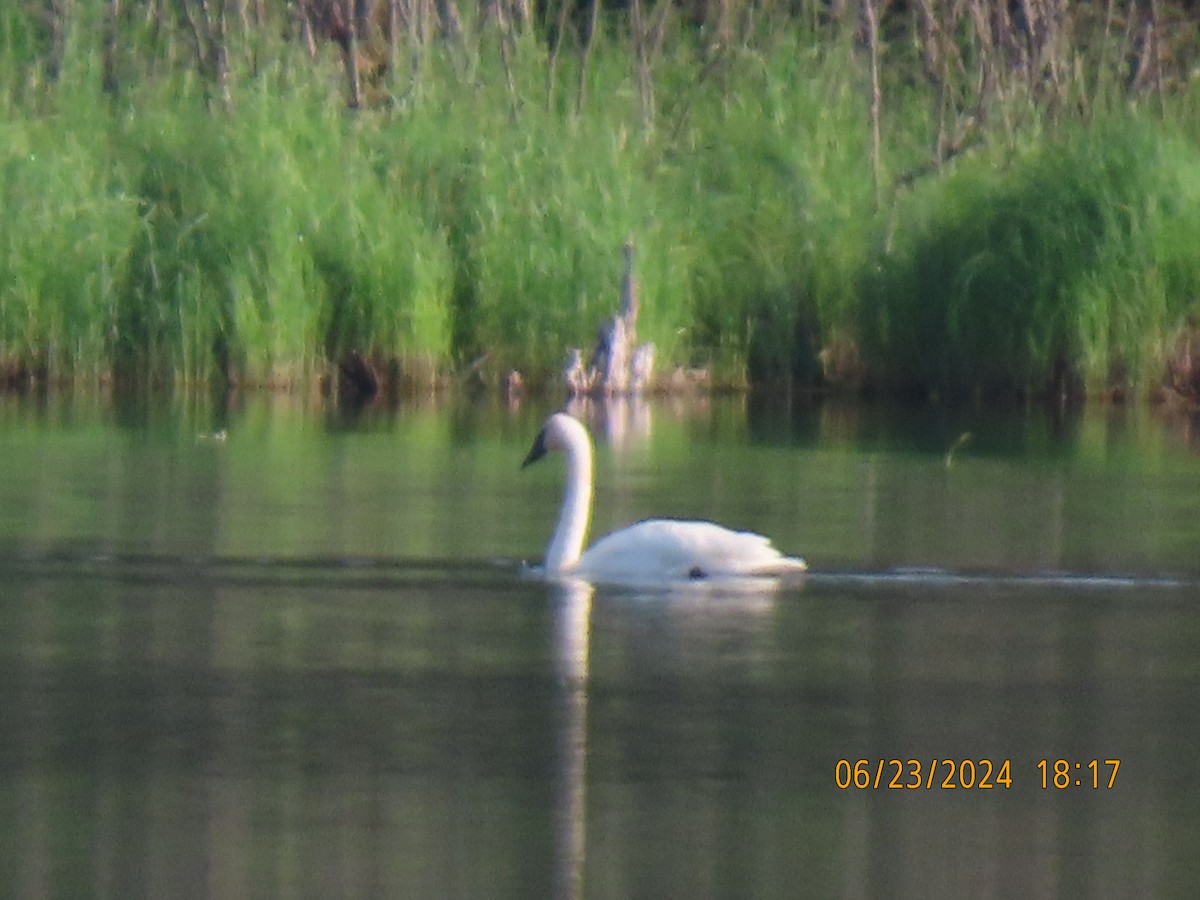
864;0;883;208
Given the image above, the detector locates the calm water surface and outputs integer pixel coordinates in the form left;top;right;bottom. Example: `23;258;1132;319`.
1;393;1198;898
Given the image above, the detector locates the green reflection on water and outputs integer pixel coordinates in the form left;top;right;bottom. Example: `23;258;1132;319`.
0;393;1199;897
1;392;1197;573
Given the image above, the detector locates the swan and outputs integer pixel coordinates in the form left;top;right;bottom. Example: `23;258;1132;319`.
522;412;806;584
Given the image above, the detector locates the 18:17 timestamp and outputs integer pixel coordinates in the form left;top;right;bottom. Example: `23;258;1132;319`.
1037;759;1121;789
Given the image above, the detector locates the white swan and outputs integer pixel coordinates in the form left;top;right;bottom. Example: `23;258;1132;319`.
522;412;806;584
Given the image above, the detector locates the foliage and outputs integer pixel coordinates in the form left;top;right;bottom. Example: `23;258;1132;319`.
0;1;1197;397
861;123;1200;398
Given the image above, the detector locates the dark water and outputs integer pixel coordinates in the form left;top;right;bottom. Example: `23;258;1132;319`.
1;394;1198;898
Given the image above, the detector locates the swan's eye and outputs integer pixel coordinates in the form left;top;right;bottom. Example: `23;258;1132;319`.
687;566;707;580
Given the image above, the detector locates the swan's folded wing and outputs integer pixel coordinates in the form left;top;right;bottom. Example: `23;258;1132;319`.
573;519;805;583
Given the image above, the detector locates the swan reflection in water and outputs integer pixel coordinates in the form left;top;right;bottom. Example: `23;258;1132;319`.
547;572;785;899
552;577;592;900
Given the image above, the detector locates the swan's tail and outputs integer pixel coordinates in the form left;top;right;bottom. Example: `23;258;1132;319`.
747;555;808;577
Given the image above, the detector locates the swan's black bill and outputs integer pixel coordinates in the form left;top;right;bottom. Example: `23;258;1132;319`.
521;428;549;469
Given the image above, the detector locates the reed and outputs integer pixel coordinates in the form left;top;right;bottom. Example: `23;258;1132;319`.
860;121;1200;399
1;2;1198;398
674;33;876;384
94;59;453;386
0;94;138;382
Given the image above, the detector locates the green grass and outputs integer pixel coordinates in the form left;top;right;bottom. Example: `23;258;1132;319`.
0;5;1198;398
860;122;1200;399
0;110;138;380
669;36;875;383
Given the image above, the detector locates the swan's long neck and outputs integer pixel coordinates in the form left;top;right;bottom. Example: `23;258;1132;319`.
545;425;593;572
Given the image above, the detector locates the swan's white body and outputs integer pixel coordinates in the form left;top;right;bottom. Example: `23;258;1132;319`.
523;413;806;584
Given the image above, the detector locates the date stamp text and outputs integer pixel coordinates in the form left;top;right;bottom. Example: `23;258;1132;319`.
834;758;1121;790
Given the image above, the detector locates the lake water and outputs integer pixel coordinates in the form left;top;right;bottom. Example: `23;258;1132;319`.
1;392;1198;898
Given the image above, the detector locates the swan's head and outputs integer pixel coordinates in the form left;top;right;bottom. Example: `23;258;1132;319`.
522;412;589;468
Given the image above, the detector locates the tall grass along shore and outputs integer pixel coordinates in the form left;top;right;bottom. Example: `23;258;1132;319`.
2;1;1198;401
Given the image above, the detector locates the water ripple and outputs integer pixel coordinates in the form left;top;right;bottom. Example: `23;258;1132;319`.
806;566;1196;591
0;547;1195;593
